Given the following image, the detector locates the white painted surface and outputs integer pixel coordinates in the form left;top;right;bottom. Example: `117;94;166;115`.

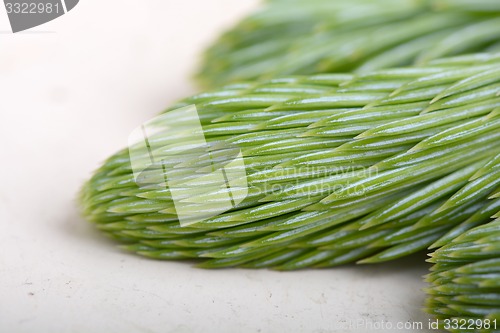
0;1;439;332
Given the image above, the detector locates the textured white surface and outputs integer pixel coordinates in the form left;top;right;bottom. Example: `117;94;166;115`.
0;1;439;332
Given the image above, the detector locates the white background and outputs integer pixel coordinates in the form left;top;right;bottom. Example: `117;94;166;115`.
0;1;440;332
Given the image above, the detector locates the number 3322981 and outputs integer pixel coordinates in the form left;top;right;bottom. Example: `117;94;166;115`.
5;2;61;14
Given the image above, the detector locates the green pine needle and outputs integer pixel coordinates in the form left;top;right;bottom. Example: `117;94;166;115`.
197;0;500;87
80;54;500;271
426;216;500;331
